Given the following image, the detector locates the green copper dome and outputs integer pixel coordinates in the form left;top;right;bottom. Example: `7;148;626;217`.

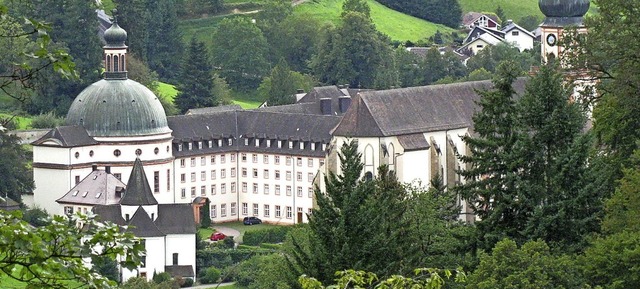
104;9;127;48
65;79;171;137
539;0;590;26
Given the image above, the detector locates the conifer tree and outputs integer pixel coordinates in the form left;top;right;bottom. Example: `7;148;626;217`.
147;0;184;82
457;61;524;249
175;38;214;113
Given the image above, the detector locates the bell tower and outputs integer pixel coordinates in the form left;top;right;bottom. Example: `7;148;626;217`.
539;0;590;63
103;9;128;80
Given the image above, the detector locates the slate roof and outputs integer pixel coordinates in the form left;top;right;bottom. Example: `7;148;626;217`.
168;111;341;157
128;206;164;237
333;78;528;137
502;22;535;38
462;12;500;27
120;158;158;206
165;265;195;278
32;125;97;147
397;134;430;151
93;205;125;225
57;170;125;206
0;196;20;211
186;104;242;115
156;204;197;234
463;26;505;45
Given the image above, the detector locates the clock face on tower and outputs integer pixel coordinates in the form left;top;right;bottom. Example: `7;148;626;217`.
546;33;557;46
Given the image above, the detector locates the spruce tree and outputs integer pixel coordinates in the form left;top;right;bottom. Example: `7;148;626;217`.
175;38;214;113
457;61;524;249
147;0;183;82
113;0;149;62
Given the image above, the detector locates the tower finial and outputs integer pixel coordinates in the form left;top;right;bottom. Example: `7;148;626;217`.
112;8;118;23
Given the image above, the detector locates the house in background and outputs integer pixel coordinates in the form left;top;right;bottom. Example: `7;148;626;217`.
458;20;535;55
93;158;196;282
462;12;501;30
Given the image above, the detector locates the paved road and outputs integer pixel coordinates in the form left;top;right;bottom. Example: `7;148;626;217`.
211;225;241;245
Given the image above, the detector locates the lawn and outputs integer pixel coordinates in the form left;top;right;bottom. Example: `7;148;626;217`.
156;82;179;101
179;14;247;48
458;0;543;23
0;113;33;130
230;90;263;109
294;0;455;42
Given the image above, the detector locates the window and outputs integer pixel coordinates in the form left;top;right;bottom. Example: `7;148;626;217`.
253;203;259;216
297;172;302;181
275;185;281;195
221;155;226;163
278;140;282;148
113;149;121;157
252;154;258;163
300;142;304;150
297;157;302;166
154;171;159;193
211;205;217;218
311;143;316;151
264;205;270;217
267;140;271;147
252;169;258;178
200;156;206;165
191;187;196;197
242;203;248;215
211;155;216;164
275;205;281;218
241;153;247;162
64;206;73;215
201;171;206;181
221;204;227;217
230;153;236;162
286;171;292;181
218;139;223;147
221;169;226;179
208;140;212;148
286;156;292;165
75;175;80;185
167;170;171;191
264;184;269;194
190;158;196;167
211;185;216;195
188;143;193;150
211;170;216;180
231;168;236;177
221;183;227;194
308;173;314;182
308;158;313;167
289;141;293;149
263;155;269;164
308;187;313;198
512;31;519;36
228;139;232;146
178;144;183;151
255;139;259;147
231;182;236;193
308;208;313;215
114;173;122;180
244;138;249;145
242;168;247;177
275;170;280;180
231;202;237;216
252;183;258;194
275;156;280;165
297;187;302;197
201;186;206;196
190;172;196;182
286;206;292;219
180;159;186;168
263;169;269;179
181;188;186;198
476;44;484;48
286;186;292;196
198;141;203;149
242;182;247;193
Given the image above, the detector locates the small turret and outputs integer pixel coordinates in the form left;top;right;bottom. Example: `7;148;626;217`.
103;9;128;79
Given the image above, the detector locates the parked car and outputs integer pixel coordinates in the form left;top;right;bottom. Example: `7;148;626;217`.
210;232;226;241
243;216;262;225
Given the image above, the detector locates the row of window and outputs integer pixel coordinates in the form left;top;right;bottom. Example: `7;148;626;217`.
180;169;315;183
179;154;322;168
180;183;314;198
211;203;312;219
176;139;327;153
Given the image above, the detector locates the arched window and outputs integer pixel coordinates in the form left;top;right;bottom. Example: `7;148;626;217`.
388;143;395;165
364;144;374;166
114;55;119;71
121;56;125;71
106;55;111;72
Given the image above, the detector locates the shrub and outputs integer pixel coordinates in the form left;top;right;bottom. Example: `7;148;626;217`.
22;207;50;227
242;226;292;246
199;267;221;284
223;235;235;248
153;272;172;284
30;111;63;129
181;278;194;288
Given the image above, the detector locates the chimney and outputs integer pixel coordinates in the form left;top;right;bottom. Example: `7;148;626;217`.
105;166;111;174
320;98;332;115
338;96;352;113
92;164;98;171
296;89;304;93
506;19;513;26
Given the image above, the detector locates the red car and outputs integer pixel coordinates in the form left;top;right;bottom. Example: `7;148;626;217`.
210;232;226;241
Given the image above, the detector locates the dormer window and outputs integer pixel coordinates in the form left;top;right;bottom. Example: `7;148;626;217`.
208;140;212;148
255;139;259;147
267;140;271;147
218;139;222;147
178;144;183;151
289;141;293;149
299;142;304;150
322;144;327;151
188;143;193;150
198;141;203;149
244;138;249;146
228;138;233;146
278;141;282;148
311;143;316;151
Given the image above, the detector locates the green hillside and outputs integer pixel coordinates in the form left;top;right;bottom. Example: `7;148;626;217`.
459;0;542;23
294;0;455;42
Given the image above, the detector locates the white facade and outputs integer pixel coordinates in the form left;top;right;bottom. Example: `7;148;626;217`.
503;27;535;51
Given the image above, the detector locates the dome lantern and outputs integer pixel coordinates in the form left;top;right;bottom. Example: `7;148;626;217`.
103;9;128;80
